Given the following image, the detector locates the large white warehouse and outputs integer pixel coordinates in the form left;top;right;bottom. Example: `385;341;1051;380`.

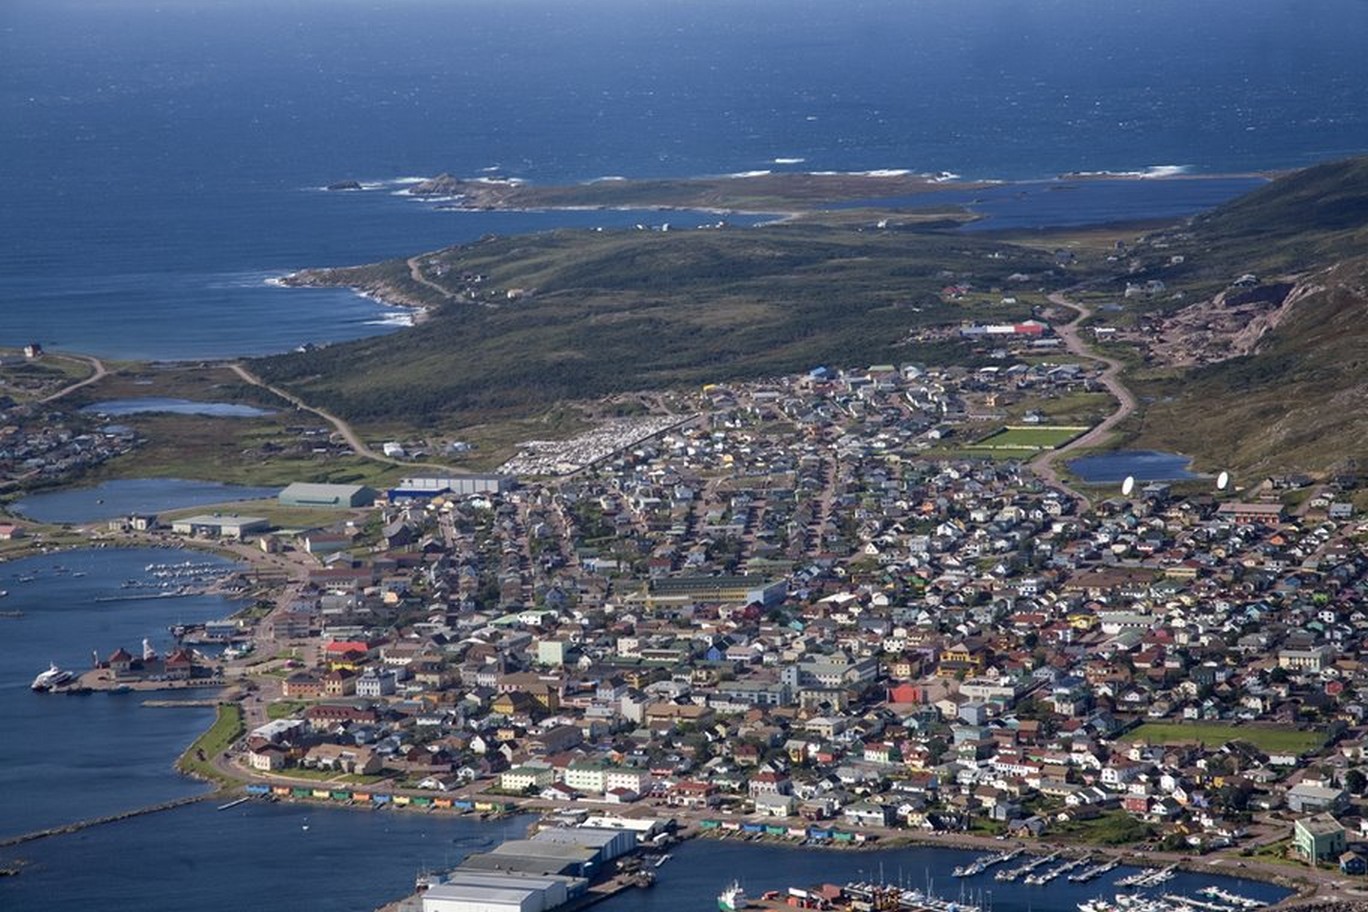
422;884;544;912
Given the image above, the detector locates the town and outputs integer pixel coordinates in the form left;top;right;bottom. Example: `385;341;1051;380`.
15;342;1368;900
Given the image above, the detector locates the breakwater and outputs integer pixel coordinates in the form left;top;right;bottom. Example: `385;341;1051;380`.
0;791;219;848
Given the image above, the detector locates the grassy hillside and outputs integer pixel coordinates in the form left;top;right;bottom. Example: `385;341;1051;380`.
1132;255;1368;474
1127;158;1368;470
253;224;1061;426
1125;156;1368;298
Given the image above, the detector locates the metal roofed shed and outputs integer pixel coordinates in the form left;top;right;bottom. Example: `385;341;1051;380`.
389;474;517;500
531;826;636;862
460;841;598;878
421;883;546;912
278;482;377;508
170;514;271;540
436;871;580;907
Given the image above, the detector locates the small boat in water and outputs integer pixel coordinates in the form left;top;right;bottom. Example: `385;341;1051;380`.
719;882;747;912
32;662;74;691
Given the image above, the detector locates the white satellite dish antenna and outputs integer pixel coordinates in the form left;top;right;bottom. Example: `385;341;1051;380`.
1216;470;1230;491
1121;475;1135;497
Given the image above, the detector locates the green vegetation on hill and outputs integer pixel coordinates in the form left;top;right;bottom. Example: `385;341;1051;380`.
254;225;1059;426
243;155;1368;475
1114;157;1368;473
1133;256;1368;473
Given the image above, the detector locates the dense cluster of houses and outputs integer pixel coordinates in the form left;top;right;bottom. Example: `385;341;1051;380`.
232;365;1368;867
0;397;137;492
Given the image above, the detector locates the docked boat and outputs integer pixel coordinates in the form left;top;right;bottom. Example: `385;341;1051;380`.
31;662;74;691
719;881;747;912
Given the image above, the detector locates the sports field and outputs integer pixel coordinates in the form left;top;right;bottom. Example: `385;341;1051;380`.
969;425;1087;451
1122;722;1325;754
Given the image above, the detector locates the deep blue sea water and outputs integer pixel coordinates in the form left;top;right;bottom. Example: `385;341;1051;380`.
4;0;1368;358
0;806;1294;912
0;0;1364;903
0;548;245;840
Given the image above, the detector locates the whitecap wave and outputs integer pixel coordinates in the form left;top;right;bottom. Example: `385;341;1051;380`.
1066;164;1192;179
1140;164;1190;178
364;314;416;327
772;157;806;165
726;170;773;178
589;175;628;182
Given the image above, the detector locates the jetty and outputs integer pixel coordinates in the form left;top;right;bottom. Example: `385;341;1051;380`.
996;851;1059;883
1116;865;1177;888
0;791;220;848
1070;859;1120;883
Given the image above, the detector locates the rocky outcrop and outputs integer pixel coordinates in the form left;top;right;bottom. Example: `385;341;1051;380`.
1148;274;1319;367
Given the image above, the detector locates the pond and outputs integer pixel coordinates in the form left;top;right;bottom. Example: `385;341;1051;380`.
1068;450;1199;483
9;478;280;523
81;398;275;418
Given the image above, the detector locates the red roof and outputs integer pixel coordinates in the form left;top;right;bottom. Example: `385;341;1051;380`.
326;640;370;654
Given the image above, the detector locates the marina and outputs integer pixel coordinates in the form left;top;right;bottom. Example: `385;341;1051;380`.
1070;861;1121;884
1116;867;1178;889
953;848;1023;878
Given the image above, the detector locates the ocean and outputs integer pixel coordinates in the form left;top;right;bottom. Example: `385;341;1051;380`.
0;800;1293;912
4;0;1368;359
0;548;244;840
0;0;1364;906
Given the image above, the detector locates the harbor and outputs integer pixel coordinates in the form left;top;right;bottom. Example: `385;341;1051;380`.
379;813;671;912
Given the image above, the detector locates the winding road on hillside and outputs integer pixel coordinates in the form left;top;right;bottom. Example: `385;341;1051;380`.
40;353;108;403
227;363;452;472
406;255;457;302
1029;291;1139;512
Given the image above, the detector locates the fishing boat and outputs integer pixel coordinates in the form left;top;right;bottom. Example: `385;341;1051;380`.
719;881;747;912
31;662;74;691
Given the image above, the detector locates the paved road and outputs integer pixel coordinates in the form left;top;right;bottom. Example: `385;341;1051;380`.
1030;291;1139;512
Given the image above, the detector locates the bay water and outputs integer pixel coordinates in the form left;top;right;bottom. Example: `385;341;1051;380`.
5;0;1368;358
1;0;1364;905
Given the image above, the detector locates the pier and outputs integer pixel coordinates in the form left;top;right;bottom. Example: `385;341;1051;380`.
0;791;222;848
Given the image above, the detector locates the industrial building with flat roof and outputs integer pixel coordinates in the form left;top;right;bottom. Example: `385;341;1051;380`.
422;860;589;912
633;574;786;607
529;826;636;862
422;883;548;912
389;474;517;500
278;482;377;509
170;514;271;540
460;839;599;878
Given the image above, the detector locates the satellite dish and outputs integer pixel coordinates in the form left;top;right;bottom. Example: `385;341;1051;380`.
1216;471;1230;491
1121;475;1135;497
